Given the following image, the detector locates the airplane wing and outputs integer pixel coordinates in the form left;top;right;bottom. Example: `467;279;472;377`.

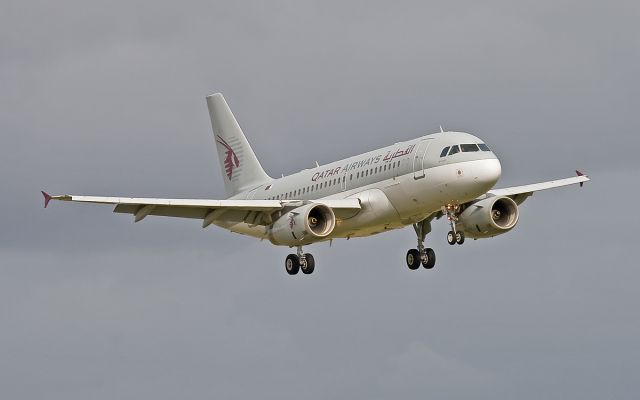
41;192;361;227
485;170;590;204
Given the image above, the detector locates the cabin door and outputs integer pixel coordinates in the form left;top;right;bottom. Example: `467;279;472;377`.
412;139;432;179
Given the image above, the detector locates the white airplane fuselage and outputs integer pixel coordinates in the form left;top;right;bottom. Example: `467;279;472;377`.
215;131;501;242
42;93;588;273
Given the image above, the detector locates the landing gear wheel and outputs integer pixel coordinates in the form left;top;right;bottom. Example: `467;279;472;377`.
422;248;436;269
455;231;465;245
406;249;421;270
301;253;315;274
447;231;456;245
285;254;300;275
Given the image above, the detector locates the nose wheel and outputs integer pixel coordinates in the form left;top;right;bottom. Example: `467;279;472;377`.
285;247;315;275
445;204;465;245
406;218;436;270
447;230;465;245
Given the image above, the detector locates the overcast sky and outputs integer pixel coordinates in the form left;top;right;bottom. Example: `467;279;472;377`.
1;1;639;399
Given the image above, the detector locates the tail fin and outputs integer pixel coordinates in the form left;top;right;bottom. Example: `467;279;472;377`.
206;93;272;197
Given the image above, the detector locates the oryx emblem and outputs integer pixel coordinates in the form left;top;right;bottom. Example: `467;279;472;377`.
216;135;240;180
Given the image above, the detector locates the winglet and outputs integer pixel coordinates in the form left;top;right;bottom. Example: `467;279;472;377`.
576;170;586;187
41;191;52;208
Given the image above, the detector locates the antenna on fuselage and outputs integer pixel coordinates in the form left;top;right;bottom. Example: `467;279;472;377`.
440;125;444;133
315;161;320;167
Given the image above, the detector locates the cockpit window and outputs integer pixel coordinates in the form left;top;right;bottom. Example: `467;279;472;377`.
448;145;460;155
478;143;491;151
460;143;479;152
440;147;450;157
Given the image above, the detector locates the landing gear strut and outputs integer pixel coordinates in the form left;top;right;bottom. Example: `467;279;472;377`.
285;246;315;275
445;204;465;245
406;219;436;270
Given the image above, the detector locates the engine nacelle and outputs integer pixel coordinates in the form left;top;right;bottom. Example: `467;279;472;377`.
456;196;519;239
269;204;336;246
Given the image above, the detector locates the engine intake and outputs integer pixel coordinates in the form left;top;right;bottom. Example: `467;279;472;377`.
269;204;336;246
457;196;519;239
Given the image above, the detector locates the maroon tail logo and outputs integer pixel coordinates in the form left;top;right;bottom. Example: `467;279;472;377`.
216;135;240;180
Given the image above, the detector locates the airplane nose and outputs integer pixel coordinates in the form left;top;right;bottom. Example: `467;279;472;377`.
476;158;501;188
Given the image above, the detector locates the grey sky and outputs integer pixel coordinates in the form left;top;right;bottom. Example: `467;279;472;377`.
1;1;639;399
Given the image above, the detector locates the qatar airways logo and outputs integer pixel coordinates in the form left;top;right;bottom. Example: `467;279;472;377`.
216;135;240;180
310;143;416;182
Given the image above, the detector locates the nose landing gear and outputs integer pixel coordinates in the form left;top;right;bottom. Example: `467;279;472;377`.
285;246;315;275
445;204;465;245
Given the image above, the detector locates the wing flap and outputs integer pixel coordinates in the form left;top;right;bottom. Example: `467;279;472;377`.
113;204;210;220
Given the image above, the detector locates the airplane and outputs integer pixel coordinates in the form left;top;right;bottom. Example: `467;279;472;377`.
42;93;589;275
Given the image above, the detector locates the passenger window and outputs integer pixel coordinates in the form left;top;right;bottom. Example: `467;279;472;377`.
440;147;450;157
461;144;479;152
478;143;491;151
448;145;460;155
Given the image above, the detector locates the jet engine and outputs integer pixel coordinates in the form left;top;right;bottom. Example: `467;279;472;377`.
456;196;519;239
269;204;336;246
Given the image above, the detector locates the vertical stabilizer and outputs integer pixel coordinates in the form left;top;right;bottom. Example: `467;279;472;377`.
206;93;272;197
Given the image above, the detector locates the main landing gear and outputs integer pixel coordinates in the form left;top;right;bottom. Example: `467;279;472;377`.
406;219;436;270
445;204;465;245
285;246;315;275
